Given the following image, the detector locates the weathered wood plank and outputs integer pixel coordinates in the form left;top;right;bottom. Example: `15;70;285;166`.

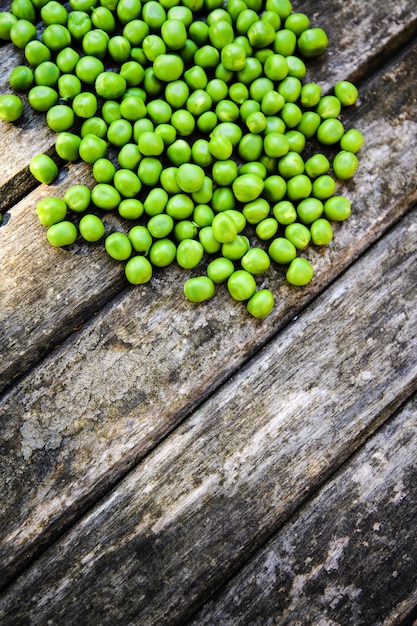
1;38;417;588
0;204;416;623
187;393;417;626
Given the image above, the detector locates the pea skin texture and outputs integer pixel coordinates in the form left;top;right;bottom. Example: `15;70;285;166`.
0;0;363;321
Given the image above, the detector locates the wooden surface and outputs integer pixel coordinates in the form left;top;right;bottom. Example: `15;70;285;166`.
0;0;417;624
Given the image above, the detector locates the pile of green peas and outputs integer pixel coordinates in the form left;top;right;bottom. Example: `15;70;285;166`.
0;0;364;319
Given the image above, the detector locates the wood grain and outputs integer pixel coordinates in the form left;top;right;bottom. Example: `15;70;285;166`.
2;34;417;588
0;205;416;624
188;393;417;626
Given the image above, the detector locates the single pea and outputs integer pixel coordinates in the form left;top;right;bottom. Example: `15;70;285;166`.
212;121;243;147
107;119;132;147
147;213;174;239
120;61;145;87
42;24;71;51
317;118;345;145
286;174;312;201
286;54;306;78
79;214;105;242
137;130;164;157
297;197;324;224
249;77;274;102
247;289;274;318
149;238;177;267
56;47;80;73
255;217;278;241
75;56;104;84
101;100;121;125
34;61;60;88
122;19;149;45
272;200;296;225
174;163;205;194
212;160;238;187
262;175;286;203
174;220;198;242
69;0;98;10
227;269;257;301
220;42;246;71
40;1;67;26
108;35;131;63
117;143;141;171
79;133;107;163
165;193;194;220
340;128;364;153
207;257;234;284
228;82;249;105
222;234;250;260
10;18;37;48
64;184;91;213
29;153;58;184
93;158;116;183
245;110;267;134
193;204;214;227
81;116;107;139
241;247;270;274
128;224;152;252
286;257;314;286
155;123;176;147
0;93;23;122
55;131;81;161
233;173;264;203
212;211;238;244
191;139;214;169
91;5;115;32
160;167;181;194
28;85;58;111
268;236;296;263
197;111;218;134
142;34;166;61
192;175;212;203
296;111;321;139
137;157;163;186
92;183;121;211
119;198;143;220
125;256;152;285
300;82;322;107
72;92;98;118
82;28;109;58
199;226;222;254
105;232;132;261
36;196;67;226
46;104;75;132
236;8;258;35
120;95;147;123
310;218;333;245
278;151;304;178
117;0;141;24
184;276;215;303
323;195;351;221
9;65;33;91
114;169;142;198
95;71;126;100
304;153;330;178
167;139;192;166
0;11;17;40
277;75;302;103
170;109;195;136
333;151;359;179
194;45;220;69
145;99;171;124
285;130;306;153
24;40;51;66
285;222;311;249
273;28;296;56
211;187;235;213
280;102;302;128
58;74;82;100
312;175;336;200
209;135;234;161
176;239;204;270
47;221;77;247
317;95;341;119
261;90;285;116
165;80;189;109
297;27;328;57
263;132;290;159
334;80;359;106
238;133;263;162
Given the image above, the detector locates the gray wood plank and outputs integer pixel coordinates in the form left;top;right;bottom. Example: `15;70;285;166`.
1;37;417;588
188;393;417;626
0;205;416;624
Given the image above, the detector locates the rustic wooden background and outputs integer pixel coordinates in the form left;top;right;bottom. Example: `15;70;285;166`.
0;0;416;624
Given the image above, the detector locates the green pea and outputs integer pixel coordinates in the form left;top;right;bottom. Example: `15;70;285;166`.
55;132;81;161
93;158;116;183
0;12;17;40
174;220;198;241
119;198;144;220
125;256;153;285
176;239;204;269
334;80;358;106
184;276;215;303
36;197;67;226
255;217;278;240
46;104;75;132
199;226;222;254
13;0;36;21
285;130;306;153
120;61;145;87
323;196;351;221
75;56;104;84
286;257;314;286
161;18;187;49
193;204;214;227
155;124;176;147
128;224;152;252
9;65;33;91
247;289;274;318
241;247;270;274
286;174;312;201
212;160;238;186
122;19;149;45
67;10;91;39
194;45;220;70
333;151;359;180
10;19;37;48
304;153;330;178
160;167;181;194
285;222;311;249
117;0;142;24
170;109;195;136
0;94;23;122
263;132;290;158
165;193;194;220
261;90;285;116
209;135;233;161
114;169;142;197
70;0;98;11
245;110;267;134
197;111;218;134
82;28;109;58
167;139;192;166
297;197;324;224
340;128;364;153
277;76;302;103
79;134;107;163
228;82;249;105
273;28;296;56
278;151;304;178
108;35;131;62
220;42;246;71
316;95;341;119
280;102;302;128
149;238;177;267
236;8;258;34
312;175;336;200
212;212;238;243
272;200;296;225
91;6;116;32
242;198;269;224
28;85;58;111
191;140;214;169
232;173;264;203
211;187;235;213
222;234;250;260
147;213;174;238
92;183;121;210
137;157;163;186
81;116;107;139
79;214;105;242
47;221;77;247
264;115;286;135
117;144;141;171
58;74;82;100
206;257;233;284
25;40;52;66
212;122;243;147
268;236;296;263
296;111;321;139
310;218;333;245
107;119;132;147
105;232;132;260
42;24;71;51
227;269;256;301
56;48;80;73
238;133;263;161
64;184;91;213
262;175;286;203
192;176;213;203
297;27;328;57
29;153;58;184
95;71;126;100
300;82;322;107
72;92;98;118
